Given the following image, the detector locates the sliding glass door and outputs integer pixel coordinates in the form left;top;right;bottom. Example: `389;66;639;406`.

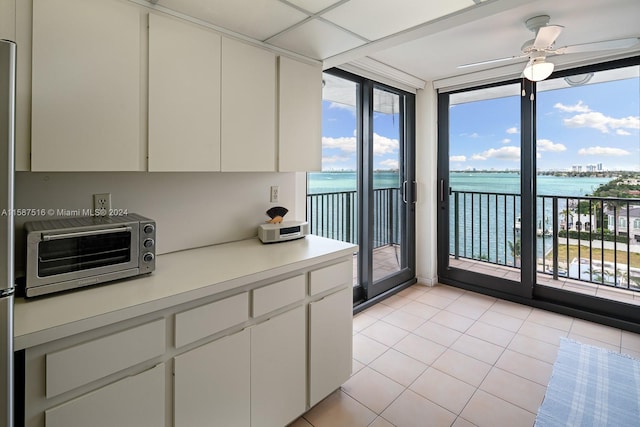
365;84;416;299
308;70;416;304
438;82;530;297
437;57;640;326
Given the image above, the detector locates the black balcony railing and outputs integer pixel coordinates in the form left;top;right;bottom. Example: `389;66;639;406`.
450;189;640;292
306;187;401;249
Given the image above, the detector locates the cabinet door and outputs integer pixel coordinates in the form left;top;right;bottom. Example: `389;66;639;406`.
251;306;306;427
174;329;250;427
309;287;353;407
278;57;322;172
221;37;276;171
148;14;221;171
31;0;142;171
45;363;165;427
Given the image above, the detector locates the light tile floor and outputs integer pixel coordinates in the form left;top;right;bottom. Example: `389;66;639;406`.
291;283;640;427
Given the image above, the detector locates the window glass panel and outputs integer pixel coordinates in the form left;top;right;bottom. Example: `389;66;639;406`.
448;83;521;280
308;73;359;286
536;65;640;287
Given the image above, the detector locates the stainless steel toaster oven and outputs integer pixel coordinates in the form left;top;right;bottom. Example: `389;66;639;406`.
24;213;156;297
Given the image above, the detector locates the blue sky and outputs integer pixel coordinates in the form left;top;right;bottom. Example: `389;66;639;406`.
449;75;640;172
321;72;640;172
321;101;401;171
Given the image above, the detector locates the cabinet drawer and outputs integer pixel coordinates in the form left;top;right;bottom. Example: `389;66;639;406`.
46;363;165;427
46;319;165;398
309;260;352;296
252;275;305;318
175;292;249;348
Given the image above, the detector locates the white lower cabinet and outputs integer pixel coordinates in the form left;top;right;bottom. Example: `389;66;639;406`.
251;306;306;427
309;287;353;407
21;256;354;427
174;329;251;427
45;363;165;427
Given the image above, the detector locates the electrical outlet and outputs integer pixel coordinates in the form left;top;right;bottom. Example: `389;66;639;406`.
93;193;111;216
270;186;279;203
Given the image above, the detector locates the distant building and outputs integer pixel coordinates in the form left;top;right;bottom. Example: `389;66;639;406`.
586;164;597;172
606;205;640;242
572;165;583;172
597;163;603;171
617;178;640;186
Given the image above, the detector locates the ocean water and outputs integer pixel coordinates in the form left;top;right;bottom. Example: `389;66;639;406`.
307;171;612;196
307;171;616;264
307;171;399;194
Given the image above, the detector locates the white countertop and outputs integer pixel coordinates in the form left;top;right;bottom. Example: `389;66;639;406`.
14;235;357;350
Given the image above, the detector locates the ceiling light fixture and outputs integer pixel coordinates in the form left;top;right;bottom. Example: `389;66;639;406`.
523;57;555;82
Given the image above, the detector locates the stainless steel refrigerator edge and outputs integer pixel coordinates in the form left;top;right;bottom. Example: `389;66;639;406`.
0;39;16;427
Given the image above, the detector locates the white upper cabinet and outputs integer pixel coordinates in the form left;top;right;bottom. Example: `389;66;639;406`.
0;0;14;41
278;56;322;172
31;0;143;171
148;13;221;172
221;37;277;172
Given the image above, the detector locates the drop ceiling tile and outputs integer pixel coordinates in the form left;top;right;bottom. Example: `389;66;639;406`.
267;18;365;60
284;0;343;14
156;0;308;41
321;0;476;41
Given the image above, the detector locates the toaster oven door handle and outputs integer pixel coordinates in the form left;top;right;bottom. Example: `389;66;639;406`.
42;226;133;241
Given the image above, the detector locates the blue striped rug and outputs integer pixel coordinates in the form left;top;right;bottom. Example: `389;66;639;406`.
535;337;640;427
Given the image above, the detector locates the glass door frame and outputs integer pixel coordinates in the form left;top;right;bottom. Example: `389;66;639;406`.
322;69;417;305
436;78;536;299
436;56;640;332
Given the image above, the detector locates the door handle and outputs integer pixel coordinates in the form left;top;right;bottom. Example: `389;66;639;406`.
402;181;408;204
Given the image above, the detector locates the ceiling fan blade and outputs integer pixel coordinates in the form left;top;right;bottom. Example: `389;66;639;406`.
533;25;564;50
556;37;640;54
457;54;526;69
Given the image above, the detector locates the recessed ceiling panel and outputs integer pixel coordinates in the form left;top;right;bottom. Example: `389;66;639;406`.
155;0;308;41
284;0;343;14
368;0;640;81
321;0;475;41
267;19;365;60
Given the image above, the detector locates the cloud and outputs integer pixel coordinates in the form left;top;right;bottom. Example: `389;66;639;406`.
616;129;632;136
322;154;352;164
472;146;520;161
537;139;567;152
502;138;511;144
322;136;356;153
563;111;640;133
379;159;399;169
373;133;399;155
450;155;467;162
578;146;631;156
506;127;519;134
328;102;356;113
554;101;591;113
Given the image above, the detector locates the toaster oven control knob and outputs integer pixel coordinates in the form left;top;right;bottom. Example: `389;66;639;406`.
143;224;155;234
143;252;155;263
143;238;154;248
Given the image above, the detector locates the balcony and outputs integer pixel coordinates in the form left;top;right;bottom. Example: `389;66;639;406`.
449;189;640;305
307;188;402;285
306;187;640;305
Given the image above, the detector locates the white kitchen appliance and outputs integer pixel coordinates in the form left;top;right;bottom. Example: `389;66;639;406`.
258;221;309;243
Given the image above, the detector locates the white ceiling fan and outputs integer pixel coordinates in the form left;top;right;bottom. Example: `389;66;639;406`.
458;15;640;82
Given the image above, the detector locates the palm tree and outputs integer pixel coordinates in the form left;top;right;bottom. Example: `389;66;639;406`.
508;238;521;267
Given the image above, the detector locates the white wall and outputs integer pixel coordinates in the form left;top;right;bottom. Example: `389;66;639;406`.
415;86;438;285
14;171;300;270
